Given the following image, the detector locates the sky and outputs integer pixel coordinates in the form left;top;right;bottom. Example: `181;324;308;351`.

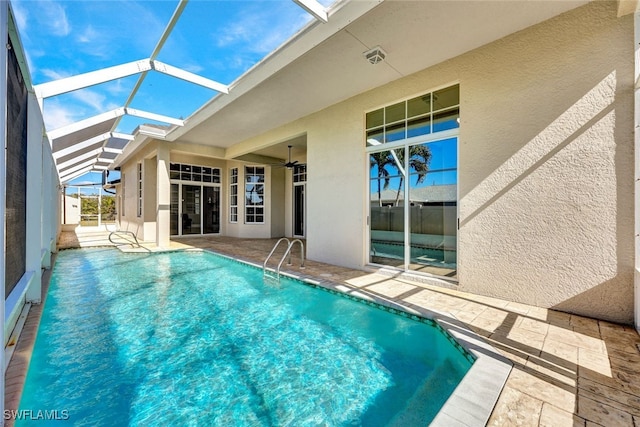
11;0;333;133
11;0;334;186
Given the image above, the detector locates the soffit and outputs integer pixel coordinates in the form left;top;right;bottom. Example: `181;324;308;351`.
175;0;590;150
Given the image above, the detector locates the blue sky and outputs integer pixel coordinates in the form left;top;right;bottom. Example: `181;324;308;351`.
11;0;332;134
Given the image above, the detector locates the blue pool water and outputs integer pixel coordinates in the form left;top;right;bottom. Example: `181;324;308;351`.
19;248;472;426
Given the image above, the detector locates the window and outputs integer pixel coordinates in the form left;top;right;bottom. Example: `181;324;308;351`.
365;84;459;146
229;168;238;223
366;84;459;279
293;164;307;183
170;162;221;183
245;166;265;224
121;173;125;216
137;163;143;217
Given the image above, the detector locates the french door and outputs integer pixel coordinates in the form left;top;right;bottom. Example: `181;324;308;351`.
170;183;220;236
293;183;305;237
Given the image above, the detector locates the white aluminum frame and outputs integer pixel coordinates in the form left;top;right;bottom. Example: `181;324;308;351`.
293;0;328;22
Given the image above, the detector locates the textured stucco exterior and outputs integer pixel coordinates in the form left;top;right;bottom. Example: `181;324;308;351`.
456;2;634;323
116;2;634;323
222;2;634;323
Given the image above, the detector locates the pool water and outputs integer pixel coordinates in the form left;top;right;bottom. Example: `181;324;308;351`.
19;248;472;426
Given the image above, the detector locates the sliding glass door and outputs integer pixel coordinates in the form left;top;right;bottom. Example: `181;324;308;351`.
366;84;459;279
369;137;457;278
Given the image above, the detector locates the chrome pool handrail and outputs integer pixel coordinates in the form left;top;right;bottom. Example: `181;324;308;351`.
264;238;305;282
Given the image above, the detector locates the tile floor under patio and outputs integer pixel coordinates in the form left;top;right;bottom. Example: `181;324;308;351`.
6;229;640;426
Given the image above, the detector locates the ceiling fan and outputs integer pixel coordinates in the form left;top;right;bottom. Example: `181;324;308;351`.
274;145;299;169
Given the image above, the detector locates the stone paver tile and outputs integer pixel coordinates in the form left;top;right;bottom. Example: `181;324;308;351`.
526;306;549;321
578;377;640;414
542;338;579;365
579;364;640;398
492;327;546;352
578;348;612;378
571;315;600;334
519;316;550;336
460;292;509;309
504;301;531;315
547;310;572;327
454;299;486;314
578;395;634;426
604;340;640;357
494;342;531;366
472;315;512;337
476;306;511;322
344;274;389;288
450;302;487;324
487;386;543;427
606;346;640;365
506;367;577;412
365;280;417;299
539;403;585;427
599;321;640;341
548;325;606;354
403;290;440;306
525;356;577;387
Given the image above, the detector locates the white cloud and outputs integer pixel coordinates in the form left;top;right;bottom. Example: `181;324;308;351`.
71;89;119;113
77;25;98;44
215;6;310;55
103;79;130;97
41;68;72;82
41;0;71;37
43;100;81;130
182;63;205;74
11;2;28;32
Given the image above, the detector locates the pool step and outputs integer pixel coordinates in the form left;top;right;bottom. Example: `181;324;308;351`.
387;358;460;427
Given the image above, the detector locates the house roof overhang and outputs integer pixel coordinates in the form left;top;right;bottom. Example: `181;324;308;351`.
156;0;591;161
43;0;601;172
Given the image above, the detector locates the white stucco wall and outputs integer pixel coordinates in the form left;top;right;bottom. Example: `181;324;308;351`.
456;2;633;323
227;2;634;323
115;2;633;323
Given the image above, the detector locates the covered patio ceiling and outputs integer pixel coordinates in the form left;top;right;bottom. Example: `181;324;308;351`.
170;0;592;160
16;0;605;181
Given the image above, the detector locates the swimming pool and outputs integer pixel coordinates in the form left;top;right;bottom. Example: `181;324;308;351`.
19;248;474;426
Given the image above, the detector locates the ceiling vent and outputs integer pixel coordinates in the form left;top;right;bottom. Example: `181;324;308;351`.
364;46;386;65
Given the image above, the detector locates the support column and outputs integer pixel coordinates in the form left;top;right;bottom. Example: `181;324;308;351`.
156;142;170;248
41;136;55;267
635;11;640;333
26;92;43;303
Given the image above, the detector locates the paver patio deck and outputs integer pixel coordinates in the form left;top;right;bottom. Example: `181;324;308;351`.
6;229;640;426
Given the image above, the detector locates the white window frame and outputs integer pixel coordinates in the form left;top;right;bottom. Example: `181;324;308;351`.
137;162;143;217
365;83;460;279
229;168;238;223
245;166;265;224
121;173;125;216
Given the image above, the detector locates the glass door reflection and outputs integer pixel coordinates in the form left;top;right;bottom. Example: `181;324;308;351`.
181;184;201;235
203;186;220;234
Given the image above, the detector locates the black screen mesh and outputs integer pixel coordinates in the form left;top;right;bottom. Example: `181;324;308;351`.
5;37;28;298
